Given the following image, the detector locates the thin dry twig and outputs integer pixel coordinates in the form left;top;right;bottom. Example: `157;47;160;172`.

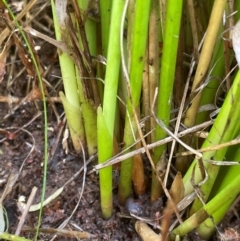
177;136;240;158
15;186;38;235
22;227;94;239
0;95;61;104
151;90;202;158
48;117;66;164
164;60;196;187
93;120;213;171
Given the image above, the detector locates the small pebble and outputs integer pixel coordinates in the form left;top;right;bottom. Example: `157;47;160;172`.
125;197;144;216
87;209;93;215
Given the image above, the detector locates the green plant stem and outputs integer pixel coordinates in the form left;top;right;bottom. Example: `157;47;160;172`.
170;171;240;239
77;0;97;55
63;1;98;156
97;107;113;219
52;1;81;108
99;0;112;57
98;0;125;218
118;0;151;204
151;0;183;201
52;0;85;153
76;72;97;155
98;0;112;103
190;81;240;215
175;0;227;173
59;91;86;151
183;71;240;195
234;1;240;21
196;161;240;239
0;233;31;241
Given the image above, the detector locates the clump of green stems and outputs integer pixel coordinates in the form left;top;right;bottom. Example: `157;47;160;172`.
5;0;240;240
51;0;240;238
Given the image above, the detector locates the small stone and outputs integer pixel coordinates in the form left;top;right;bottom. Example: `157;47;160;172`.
125;197;145;216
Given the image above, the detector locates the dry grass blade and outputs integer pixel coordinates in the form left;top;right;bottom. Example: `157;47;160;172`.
93;120;213;170
0;171;19;204
0;95;61;104
24;27;69;53
21;227;94;239
176;192;196;212
0;0;38;45
151;89;202;158
12;34;36;77
18;187;64;212
177;137;240;157
0;35;12;83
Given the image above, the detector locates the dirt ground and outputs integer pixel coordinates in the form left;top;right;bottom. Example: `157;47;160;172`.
0;1;240;241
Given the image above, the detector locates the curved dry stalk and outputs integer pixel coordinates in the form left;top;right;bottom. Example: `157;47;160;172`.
93;120;213;170
177;137;240;157
135;221;161;241
21;227;93;239
151;96;202;158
